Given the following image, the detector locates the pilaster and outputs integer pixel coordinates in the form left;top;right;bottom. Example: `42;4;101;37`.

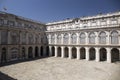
61;46;65;58
106;48;111;63
95;47;100;62
76;33;79;45
55;46;58;57
68;46;72;59
76;47;80;60
68;33;71;44
85;47;89;61
49;46;52;56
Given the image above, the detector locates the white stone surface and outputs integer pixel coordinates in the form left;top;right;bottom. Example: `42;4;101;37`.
0;57;120;80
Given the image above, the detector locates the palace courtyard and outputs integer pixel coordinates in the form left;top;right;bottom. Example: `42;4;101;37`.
0;57;120;80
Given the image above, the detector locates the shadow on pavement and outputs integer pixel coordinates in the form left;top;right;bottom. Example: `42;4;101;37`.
0;72;17;80
0;56;51;67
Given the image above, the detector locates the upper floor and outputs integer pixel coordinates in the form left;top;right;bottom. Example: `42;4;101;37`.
46;11;120;31
0;11;46;32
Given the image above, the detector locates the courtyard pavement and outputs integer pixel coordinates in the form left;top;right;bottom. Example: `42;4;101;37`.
0;57;120;80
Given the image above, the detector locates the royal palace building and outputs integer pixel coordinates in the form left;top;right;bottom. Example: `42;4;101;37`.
0;11;120;63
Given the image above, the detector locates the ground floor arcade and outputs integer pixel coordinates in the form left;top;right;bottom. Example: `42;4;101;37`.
49;46;120;63
0;45;49;63
0;45;120;63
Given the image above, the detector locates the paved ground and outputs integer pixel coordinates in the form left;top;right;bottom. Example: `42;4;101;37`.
0;57;120;80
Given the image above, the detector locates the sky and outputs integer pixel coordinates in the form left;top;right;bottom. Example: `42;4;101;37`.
0;0;120;23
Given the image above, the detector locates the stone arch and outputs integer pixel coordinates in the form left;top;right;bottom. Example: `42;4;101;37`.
1;48;7;63
35;46;39;58
100;48;107;61
63;33;69;44
80;47;86;59
11;32;19;44
111;48;119;62
22;47;26;59
28;47;33;58
46;46;49;57
11;48;19;60
89;32;96;44
89;47;96;60
71;33;77;44
57;47;61;57
51;46;55;56
79;32;86;44
64;47;69;58
110;31;119;44
99;31;106;44
40;46;43;57
72;47;77;59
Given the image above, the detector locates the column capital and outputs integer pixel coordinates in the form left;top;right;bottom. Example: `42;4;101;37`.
61;46;65;48
68;46;72;49
76;46;80;49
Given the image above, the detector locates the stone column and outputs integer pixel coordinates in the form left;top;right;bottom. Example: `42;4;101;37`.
55;46;58;57
61;46;65;58
106;32;110;45
55;34;57;44
95;32;99;45
85;47;89;61
49;35;51;44
33;34;35;44
106;48;111;63
95;47;100;62
69;33;71;44
76;33;79;45
49;46;52;56
61;34;64;44
8;31;11;44
85;32;89;45
26;32;29;45
19;31;22;44
76;47;80;60
68;46;72;59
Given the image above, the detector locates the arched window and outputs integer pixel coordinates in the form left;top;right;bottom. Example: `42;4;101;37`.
99;32;106;44
1;31;8;44
71;33;77;44
57;34;62;44
89;33;96;44
11;48;18;60
51;34;55;44
111;31;119;44
63;33;69;44
11;32;19;44
80;33;86;44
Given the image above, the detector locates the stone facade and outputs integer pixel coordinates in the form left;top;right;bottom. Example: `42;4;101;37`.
46;11;120;63
0;11;120;63
0;11;48;63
